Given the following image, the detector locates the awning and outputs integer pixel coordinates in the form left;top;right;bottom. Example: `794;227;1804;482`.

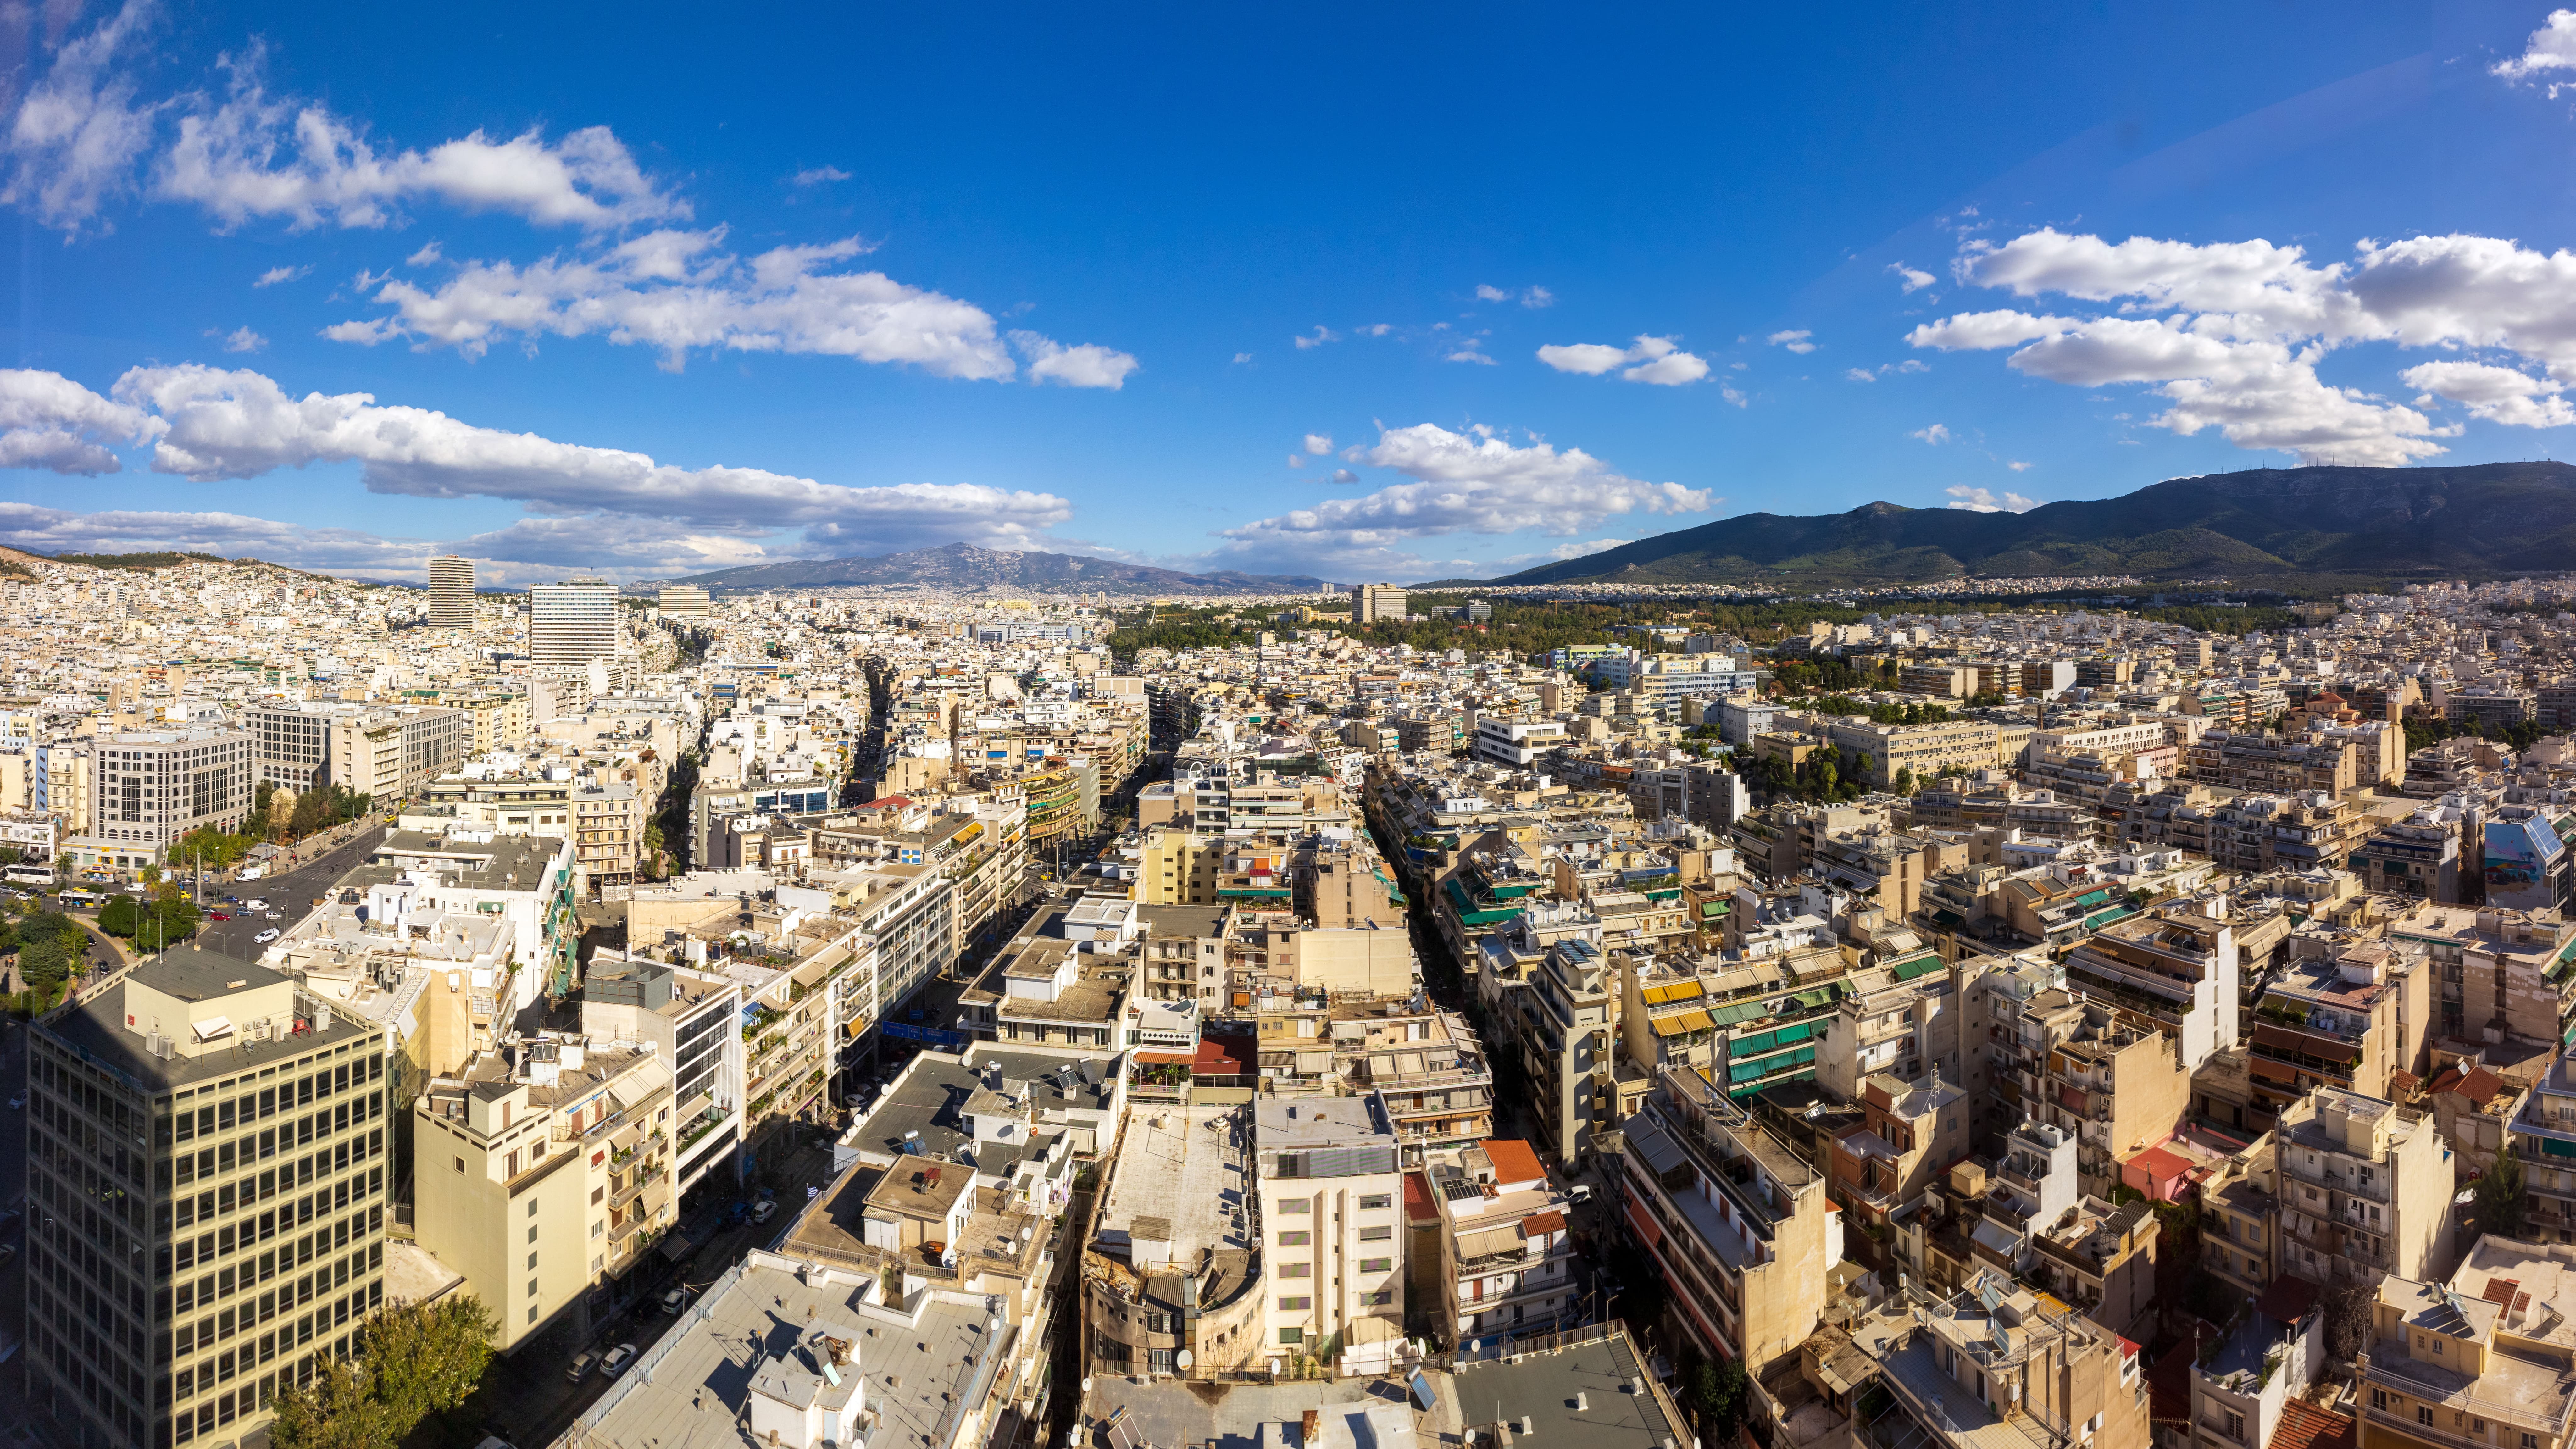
610;1123;644;1154
192;1015;234;1043
1674;1009;1714;1032
1456;1225;1524;1259
640;1175;672;1217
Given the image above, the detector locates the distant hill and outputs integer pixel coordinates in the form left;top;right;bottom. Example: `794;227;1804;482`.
660;541;1331;596
1444;462;2576;589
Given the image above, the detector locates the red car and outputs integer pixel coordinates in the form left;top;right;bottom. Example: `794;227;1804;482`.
209;912;231;921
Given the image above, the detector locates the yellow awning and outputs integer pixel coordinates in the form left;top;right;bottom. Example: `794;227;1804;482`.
1674;1009;1714;1032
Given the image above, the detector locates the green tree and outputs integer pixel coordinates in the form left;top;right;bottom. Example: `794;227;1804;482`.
289;787;331;839
97;895;140;937
2476;1152;2529;1239
1686;1355;1751;1441
269;1295;498;1449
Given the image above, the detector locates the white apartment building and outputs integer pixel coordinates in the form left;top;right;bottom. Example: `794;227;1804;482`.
1432;1138;1579;1346
658;584;713;618
581;954;746;1194
92;726;253;856
1472;717;1566;768
1255;1096;1407;1376
528;580;622;667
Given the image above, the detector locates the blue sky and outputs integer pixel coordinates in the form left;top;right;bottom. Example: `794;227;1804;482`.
8;2;2576;584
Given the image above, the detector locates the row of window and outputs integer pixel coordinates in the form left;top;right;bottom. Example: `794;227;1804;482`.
166;1279;381;1445
168;1125;382;1232
172;1254;379;1405
169;1056;378;1145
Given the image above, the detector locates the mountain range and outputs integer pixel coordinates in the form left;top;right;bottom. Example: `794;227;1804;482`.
659;541;1330;596
1439;461;2576;589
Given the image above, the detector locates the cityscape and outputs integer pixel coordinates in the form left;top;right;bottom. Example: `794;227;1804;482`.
19;7;2576;1449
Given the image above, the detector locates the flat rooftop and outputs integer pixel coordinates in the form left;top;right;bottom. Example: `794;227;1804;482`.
1449;1327;1690;1449
38;943;379;1092
1096;1099;1254;1262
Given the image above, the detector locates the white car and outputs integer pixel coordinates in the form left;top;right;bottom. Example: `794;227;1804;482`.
243;899;270;912
752;1200;780;1225
601;1343;638;1378
254;928;281;944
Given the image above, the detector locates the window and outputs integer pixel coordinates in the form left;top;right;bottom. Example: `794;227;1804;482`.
1359;1226;1392;1242
1281;1263;1311;1278
1363;1290;1394;1307
1277;1296;1312;1311
2225;1412;2245;1443
2369;1390;2389;1411
1279;1327;1303;1345
451;1157;464;1174
1360;1257;1392;1273
2419;1408;2435;1427
527;1200;539;1218
527;1252;538;1271
1278;1199;1309;1214
2472;1420;2487;1435
527;1279;539;1299
1358;1194;1391;1210
1278;1231;1311;1247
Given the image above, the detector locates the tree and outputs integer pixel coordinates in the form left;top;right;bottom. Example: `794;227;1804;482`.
1686;1354;1751;1441
269;1295;498;1449
2322;1283;2377;1366
2476;1152;2529;1239
97;895;140;937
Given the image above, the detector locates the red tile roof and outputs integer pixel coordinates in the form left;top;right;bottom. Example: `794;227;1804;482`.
2269;1401;2357;1449
1480;1139;1546;1186
1521;1210;1568;1237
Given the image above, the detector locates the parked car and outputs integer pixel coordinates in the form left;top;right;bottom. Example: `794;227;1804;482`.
752;1200;780;1225
254;929;281;944
209;912;231;921
659;1287;691;1315
264;910;281;919
243;899;269;912
601;1344;638;1378
565;1351;599;1384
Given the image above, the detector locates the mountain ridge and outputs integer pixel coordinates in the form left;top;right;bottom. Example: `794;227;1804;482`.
1432;462;2576;589
657;541;1332;596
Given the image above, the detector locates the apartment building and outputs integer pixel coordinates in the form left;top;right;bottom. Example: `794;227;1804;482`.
414;1033;678;1351
247;702;464;802
1432;1139;1579;1346
92;725;254;857
2275;1087;2457;1288
1524;937;1614;1165
1472;716;1567;767
1822;716;2008;790
1353;584;1408;624
2354;816;2466;903
579;954;745;1194
24;946;394;1449
2358;1239;2576;1449
2198;1134;2280;1307
657;584;713;618
428;554;475;628
2183;729;2358;797
2061;908;2242;1071
2387;904;2576;1047
2046;1011;2190;1198
1830;1069;1969;1251
1843;1273;2147;1449
1255;1096;1408;1375
528;580;622;667
2248;941;2428;1128
1621;1063;1836;1372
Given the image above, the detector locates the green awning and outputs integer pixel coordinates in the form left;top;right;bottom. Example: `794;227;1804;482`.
1217;887;1292;898
1890;955;1943;982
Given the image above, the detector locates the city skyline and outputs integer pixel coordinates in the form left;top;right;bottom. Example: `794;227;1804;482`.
9;5;2576;586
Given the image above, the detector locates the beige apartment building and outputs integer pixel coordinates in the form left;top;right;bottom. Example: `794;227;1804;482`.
2276;1087;2457;1289
414;1033;678;1351
2359;1238;2576;1449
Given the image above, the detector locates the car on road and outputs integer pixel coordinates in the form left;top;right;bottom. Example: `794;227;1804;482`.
752;1200;780;1225
565;1351;599;1383
601;1344;638;1378
254;929;281;944
659;1287;691;1314
209;912;231;921
244;899;269;911
264;910;281;919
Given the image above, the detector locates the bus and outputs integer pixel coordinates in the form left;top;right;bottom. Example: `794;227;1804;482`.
56;888;108;907
2;863;53;887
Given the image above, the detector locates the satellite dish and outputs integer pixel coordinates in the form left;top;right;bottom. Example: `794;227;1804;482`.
1176;1350;1193;1368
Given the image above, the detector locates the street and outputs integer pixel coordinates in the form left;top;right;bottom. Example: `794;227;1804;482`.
190;819;388;960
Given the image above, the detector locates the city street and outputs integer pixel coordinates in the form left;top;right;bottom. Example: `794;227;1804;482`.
190;819;387;960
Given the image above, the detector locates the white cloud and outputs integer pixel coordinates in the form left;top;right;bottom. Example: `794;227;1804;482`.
1944;486;2039;513
1358;323;1393;337
1294;326;1338;349
1445;346;1496;365
2007;460;2034;472
1537;335;1708;385
92;364;1074;563
2496;9;2576;92
323;227;1134;383
1303;434;1333;455
254;263;310;288
1;0;158;233
2401;359;2576;428
157;52;685;232
405;240;442;266
1009;331;1140;390
1328;468;1358;484
0;367;164;474
1899;225;2576;465
1911;424;1951;444
1846;368;1877;383
791;165;852;186
219;326;265;353
1846;359;1932;382
1522;286;1555;308
1211;422;1714;573
1890;263;1936;294
1475;285;1510;303
1719;383;1747;408
1767;329;1816;353
1232;351;1253;364
1476;283;1553;309
1534;343;1632;376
